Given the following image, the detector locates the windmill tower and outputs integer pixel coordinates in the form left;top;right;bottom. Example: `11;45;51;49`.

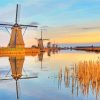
35;29;49;51
0;4;38;48
8;26;24;48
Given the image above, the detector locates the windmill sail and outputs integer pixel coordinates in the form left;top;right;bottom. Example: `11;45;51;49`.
15;4;18;24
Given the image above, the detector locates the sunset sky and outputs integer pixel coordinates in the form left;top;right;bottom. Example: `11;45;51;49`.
0;0;100;47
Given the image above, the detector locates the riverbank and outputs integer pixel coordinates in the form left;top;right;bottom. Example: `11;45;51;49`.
73;46;100;52
0;47;40;57
0;47;59;57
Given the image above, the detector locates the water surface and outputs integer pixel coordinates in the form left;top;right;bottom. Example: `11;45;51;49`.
0;50;100;100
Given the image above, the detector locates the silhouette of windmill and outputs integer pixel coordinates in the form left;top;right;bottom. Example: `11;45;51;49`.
35;28;49;52
0;4;38;48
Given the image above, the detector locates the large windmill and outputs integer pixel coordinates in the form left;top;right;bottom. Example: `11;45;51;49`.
0;4;38;48
35;28;49;52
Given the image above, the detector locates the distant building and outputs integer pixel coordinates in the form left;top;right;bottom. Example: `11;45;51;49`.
47;42;51;48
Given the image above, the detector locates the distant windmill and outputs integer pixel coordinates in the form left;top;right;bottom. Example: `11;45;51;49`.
35;27;49;52
0;4;38;48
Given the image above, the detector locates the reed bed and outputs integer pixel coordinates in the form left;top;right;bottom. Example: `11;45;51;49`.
63;59;100;98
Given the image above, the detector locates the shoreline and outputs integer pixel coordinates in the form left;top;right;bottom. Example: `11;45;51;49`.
72;46;100;52
0;47;59;57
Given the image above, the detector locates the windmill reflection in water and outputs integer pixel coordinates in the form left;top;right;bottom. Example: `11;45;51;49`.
0;56;38;100
0;51;52;100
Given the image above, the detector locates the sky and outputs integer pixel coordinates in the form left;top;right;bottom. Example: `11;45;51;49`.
0;0;100;47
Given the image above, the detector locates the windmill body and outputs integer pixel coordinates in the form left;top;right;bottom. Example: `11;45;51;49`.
8;25;25;48
38;39;44;51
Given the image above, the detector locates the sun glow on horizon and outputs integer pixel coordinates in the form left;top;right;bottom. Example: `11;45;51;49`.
49;30;100;44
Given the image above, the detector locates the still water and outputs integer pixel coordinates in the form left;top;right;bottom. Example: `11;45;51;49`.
0;50;100;100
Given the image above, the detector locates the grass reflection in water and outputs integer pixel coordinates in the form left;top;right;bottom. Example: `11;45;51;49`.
58;58;100;99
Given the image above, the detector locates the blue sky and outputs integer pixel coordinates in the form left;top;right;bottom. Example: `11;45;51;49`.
0;0;100;47
0;0;100;26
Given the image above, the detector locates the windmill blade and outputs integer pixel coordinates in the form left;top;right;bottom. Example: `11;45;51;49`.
0;24;13;27
5;27;11;35
15;4;21;24
16;80;20;100
5;69;11;77
17;4;21;24
20;24;38;28
23;27;27;36
0;26;11;35
15;4;18;24
0;78;13;80
20;76;38;79
0;76;38;81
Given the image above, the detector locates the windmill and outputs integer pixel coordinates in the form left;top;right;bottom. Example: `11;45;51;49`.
35;28;49;52
0;4;38;48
